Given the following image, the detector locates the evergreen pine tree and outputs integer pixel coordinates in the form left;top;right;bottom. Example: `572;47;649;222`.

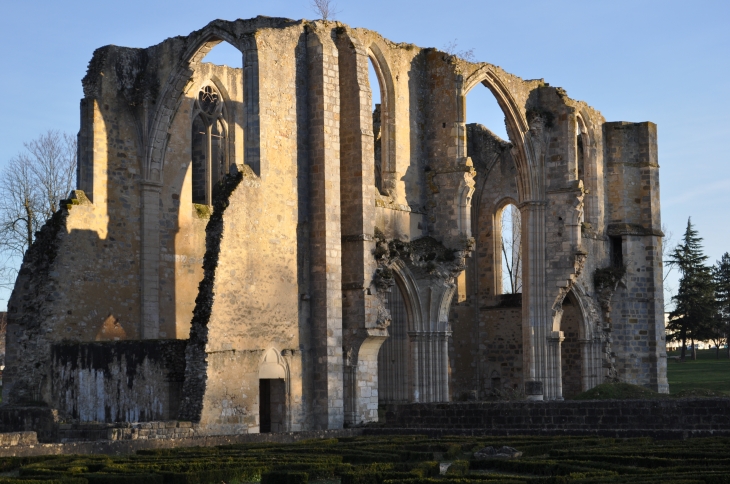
714;252;730;359
667;218;717;360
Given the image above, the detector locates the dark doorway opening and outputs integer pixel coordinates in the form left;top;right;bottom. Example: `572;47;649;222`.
259;378;286;433
378;281;410;404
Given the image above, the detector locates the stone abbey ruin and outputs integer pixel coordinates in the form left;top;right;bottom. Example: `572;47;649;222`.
3;16;666;436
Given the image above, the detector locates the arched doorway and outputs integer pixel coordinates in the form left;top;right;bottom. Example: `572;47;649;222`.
448;70;527;400
560;292;584;399
377;279;410;404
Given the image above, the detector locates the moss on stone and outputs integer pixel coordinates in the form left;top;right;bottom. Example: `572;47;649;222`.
193;204;211;219
593;265;626;292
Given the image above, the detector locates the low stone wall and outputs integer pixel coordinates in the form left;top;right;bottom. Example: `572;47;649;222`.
0;428;362;457
0;406;59;442
4;399;730;456
51;340;187;423
0;432;37;446
382;399;730;433
59;421;199;442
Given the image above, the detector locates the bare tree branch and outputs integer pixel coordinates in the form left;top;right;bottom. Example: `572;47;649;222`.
662;223;675;283
501;204;522;294
0;130;76;290
661;223;677;315
443;39;476;62
311;0;340;20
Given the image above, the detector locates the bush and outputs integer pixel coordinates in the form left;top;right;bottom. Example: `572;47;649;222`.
83;474;163;484
261;471;308;484
445;444;463;460
445;461;469;476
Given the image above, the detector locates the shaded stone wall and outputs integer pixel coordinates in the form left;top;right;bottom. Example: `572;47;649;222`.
383;399;730;432
560;298;584;399
604;122;667;393
450;124;521;400
51;340;186;423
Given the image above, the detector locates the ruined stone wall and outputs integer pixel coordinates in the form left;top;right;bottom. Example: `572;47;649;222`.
3;16;668;432
3;191;137;405
451;301;523;400
560;298;584;399
604;122;667;392
450;124;521;400
176;23;310;434
51;340;186;422
161;63;244;339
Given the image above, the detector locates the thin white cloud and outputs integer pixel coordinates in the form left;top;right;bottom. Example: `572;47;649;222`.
663;178;730;208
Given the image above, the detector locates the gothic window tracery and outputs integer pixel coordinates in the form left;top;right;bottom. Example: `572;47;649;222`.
191;84;228;205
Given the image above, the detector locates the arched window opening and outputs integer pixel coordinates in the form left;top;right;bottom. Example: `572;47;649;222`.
560;292;584;398
378;280;410;404
212;119;227;181
191;85;228;205
191;115;207;204
499;203;522;294
575;117;588;224
576;130;585;182
368;56;385;195
466;84;509;141
200;40;243;68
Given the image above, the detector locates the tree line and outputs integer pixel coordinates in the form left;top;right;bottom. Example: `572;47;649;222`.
667;218;730;360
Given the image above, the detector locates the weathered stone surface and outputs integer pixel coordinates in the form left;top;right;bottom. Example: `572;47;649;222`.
0;432;37;447
3;15;666;436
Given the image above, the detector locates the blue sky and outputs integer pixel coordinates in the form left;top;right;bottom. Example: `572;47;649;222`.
0;0;728;309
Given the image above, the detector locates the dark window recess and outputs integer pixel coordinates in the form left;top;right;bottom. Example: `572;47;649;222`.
373;103;383;194
213;120;226;181
191;115;207;205
259;379;271;433
377;282;410;404
577;134;585;180
610;236;623;268
259;378;286;433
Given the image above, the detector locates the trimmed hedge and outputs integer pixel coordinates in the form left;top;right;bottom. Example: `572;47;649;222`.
261;471;308;484
0;435;729;483
0;480;89;484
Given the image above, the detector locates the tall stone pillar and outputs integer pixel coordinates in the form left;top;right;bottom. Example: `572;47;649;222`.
546;330;565;400
403;280;457;403
334;29;388;425
520;201;549;395
140;181;161;339
307;27;344;429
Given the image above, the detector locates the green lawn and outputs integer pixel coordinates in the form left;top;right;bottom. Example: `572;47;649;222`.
667;348;730;396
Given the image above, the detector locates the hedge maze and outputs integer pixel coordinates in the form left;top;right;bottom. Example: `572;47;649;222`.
0;435;729;484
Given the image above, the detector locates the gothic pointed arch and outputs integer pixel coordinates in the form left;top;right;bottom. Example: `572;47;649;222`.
368;42;396;194
190;82;229;205
494;197;522;295
462;67;538;202
144;24;260;183
387;259;423;332
259;347;289;381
